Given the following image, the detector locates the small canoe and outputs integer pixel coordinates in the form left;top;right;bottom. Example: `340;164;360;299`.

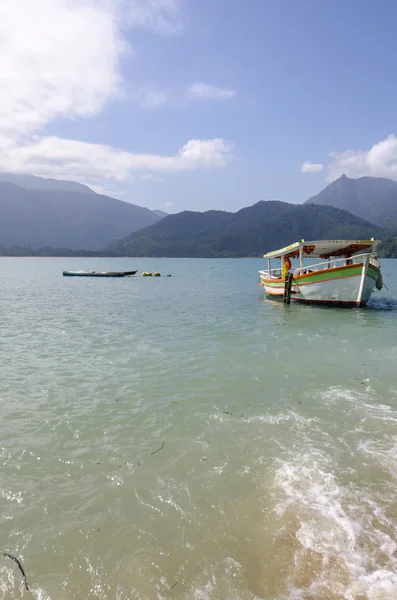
63;270;137;277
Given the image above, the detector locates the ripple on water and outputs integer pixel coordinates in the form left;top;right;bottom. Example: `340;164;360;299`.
1;258;397;599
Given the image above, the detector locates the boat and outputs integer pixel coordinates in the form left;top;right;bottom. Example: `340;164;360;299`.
62;270;138;277
258;239;383;307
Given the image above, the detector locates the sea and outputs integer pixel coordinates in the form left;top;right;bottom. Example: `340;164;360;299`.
1;257;397;600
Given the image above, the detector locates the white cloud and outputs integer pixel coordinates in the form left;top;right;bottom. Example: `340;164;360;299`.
187;83;236;100
122;0;183;34
327;134;397;181
164;202;174;207
0;136;234;180
0;0;183;147
0;0;123;147
132;82;237;109
134;87;168;109
0;0;236;184
301;161;324;173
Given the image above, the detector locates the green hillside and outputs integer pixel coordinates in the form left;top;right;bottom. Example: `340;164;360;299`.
110;201;385;258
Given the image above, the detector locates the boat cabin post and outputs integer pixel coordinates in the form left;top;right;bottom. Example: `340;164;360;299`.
267;258;271;274
299;246;304;269
356;252;370;305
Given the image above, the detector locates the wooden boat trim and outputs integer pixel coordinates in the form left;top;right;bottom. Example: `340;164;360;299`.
259;277;284;284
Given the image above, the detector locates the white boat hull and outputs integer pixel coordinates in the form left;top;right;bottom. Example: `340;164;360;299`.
294;271;377;306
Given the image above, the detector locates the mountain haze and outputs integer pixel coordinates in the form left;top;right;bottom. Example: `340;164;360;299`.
305;174;397;228
110;201;384;257
0;172;95;194
0;181;162;250
152;210;169;218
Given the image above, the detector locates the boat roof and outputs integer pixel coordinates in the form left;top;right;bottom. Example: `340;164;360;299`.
263;239;379;260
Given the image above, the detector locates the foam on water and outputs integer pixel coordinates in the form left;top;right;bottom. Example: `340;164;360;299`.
270;385;397;599
358;437;397;479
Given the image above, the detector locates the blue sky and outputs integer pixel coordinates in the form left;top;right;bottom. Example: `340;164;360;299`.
2;0;397;212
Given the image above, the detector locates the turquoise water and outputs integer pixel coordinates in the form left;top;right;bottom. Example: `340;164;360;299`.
1;257;397;600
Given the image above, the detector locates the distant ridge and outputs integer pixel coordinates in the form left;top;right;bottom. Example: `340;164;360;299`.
0;172;95;194
305;174;397;228
109;200;385;258
152;209;169;218
0;179;162;250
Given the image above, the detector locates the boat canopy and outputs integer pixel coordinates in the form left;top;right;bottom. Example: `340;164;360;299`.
263;239;379;260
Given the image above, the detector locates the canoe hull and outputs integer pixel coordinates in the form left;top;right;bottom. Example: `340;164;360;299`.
62;270;137;277
63;272;124;277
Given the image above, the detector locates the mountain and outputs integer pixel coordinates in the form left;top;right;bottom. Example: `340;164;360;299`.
110;201;384;258
0;171;392;257
0;172;95;194
305;174;397;228
152;210;168;218
0;181;162;250
377;237;397;258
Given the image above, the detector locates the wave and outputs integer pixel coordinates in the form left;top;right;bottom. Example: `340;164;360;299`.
270;385;397;599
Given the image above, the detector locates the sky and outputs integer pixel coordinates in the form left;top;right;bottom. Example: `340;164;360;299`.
2;0;397;213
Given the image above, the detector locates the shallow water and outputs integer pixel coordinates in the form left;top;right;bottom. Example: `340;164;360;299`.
1;257;397;599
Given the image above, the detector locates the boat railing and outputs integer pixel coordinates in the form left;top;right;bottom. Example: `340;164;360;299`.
259;268;282;279
260;252;379;280
293;252;372;276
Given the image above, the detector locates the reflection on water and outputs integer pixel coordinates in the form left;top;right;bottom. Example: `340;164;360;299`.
367;296;397;311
